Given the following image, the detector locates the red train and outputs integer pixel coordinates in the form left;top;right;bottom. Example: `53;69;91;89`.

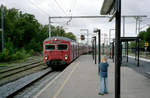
43;37;91;69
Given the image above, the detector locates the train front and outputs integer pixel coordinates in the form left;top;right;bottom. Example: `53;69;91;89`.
43;38;70;68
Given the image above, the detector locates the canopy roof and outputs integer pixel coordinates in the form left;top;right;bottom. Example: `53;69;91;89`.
120;37;140;42
100;0;115;15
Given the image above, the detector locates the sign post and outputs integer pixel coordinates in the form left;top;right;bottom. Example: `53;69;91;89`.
1;5;4;52
144;42;149;57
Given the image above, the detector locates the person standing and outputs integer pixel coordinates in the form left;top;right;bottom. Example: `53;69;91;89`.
98;56;109;95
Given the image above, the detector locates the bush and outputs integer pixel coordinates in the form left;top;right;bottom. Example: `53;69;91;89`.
5;38;14;54
26;39;42;52
11;49;27;60
29;49;35;55
0;48;11;62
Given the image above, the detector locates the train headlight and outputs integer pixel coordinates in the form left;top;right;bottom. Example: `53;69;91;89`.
45;55;48;60
65;55;68;60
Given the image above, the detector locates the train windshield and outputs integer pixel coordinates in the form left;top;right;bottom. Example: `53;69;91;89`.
57;44;68;50
45;44;55;50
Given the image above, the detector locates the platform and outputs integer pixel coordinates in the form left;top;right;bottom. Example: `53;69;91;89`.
34;55;150;98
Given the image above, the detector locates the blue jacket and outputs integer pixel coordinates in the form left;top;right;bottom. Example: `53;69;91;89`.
98;62;109;77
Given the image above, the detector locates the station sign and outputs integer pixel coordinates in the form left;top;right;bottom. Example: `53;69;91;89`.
145;42;149;47
80;35;85;40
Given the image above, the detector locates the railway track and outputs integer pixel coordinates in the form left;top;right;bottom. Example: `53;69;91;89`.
0;61;47;86
6;69;53;98
0;59;42;71
0;56;66;98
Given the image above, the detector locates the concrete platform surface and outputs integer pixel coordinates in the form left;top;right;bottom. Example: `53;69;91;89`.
34;55;150;98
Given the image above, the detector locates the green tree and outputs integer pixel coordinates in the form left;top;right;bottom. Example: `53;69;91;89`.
64;32;76;41
138;27;150;51
0;6;77;62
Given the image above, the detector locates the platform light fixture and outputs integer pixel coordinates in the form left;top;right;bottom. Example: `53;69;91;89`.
80;29;89;54
93;28;101;64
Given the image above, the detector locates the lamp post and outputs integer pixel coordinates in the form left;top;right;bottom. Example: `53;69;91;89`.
109;29;115;45
1;4;4;52
94;28;101;64
109;29;115;58
80;29;89;54
92;37;95;61
94;36;97;64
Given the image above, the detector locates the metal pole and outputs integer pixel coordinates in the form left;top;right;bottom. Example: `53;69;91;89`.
1;5;4;52
121;44;122;62
92;40;94;60
95;36;97;64
127;41;128;62
50;15;146;19
87;30;89;54
123;16;125;37
98;30;101;64
49;17;51;37
137;39;139;67
103;43;104;54
138;19;141;34
109;29;111;45
112;41;114;62
124;42;126;57
104;33;105;46
109;30;111;58
115;0;121;98
109;44;111;58
135;41;137;60
135;17;138;34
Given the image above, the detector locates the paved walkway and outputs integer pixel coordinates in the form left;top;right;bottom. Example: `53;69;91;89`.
34;55;150;98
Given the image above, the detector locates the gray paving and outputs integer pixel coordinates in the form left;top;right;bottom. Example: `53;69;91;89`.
34;55;150;98
122;56;150;78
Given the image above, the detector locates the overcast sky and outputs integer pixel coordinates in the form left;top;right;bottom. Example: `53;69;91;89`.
1;0;150;44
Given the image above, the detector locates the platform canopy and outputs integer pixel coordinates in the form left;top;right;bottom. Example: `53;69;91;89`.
100;0;115;15
120;37;140;42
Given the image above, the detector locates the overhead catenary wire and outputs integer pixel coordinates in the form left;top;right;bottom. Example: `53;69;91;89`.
34;0;56;16
53;0;67;15
50;0;70;28
57;0;77;26
2;0;50;25
72;0;77;15
29;0;50;16
47;0;60;16
53;0;76;26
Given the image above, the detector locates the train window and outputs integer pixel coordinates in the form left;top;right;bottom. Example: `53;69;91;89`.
45;44;55;50
57;44;68;50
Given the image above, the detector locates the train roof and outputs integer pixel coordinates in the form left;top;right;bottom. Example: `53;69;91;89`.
44;36;75;42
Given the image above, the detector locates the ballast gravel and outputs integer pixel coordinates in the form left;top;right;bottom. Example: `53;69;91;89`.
0;68;51;98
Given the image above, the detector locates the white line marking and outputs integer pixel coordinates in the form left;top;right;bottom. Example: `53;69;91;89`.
33;62;77;98
128;55;150;62
53;63;78;98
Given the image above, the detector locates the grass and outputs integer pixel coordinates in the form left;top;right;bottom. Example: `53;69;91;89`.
0;56;30;67
0;55;42;67
127;51;150;59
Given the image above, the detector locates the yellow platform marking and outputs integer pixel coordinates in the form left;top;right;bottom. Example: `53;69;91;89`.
53;63;79;98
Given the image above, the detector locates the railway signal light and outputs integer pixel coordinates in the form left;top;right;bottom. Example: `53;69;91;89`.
81;35;85;40
145;42;149;47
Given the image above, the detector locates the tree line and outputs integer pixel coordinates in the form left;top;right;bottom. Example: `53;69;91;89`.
0;6;76;62
129;27;150;51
